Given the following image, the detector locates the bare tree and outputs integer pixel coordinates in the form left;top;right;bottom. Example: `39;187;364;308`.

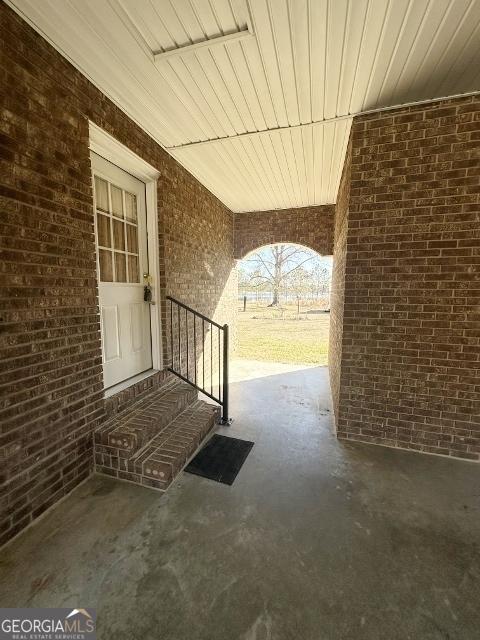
312;263;330;299
286;265;311;315
247;244;316;306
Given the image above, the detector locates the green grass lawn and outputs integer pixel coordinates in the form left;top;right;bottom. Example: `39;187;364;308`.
235;303;330;365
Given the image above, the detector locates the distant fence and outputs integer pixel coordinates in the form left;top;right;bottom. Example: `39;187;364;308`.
238;290;330;306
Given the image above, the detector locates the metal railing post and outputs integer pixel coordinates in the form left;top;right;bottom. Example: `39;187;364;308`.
221;323;230;424
165;295;232;424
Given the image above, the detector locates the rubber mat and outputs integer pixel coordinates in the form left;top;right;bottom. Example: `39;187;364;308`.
184;434;254;485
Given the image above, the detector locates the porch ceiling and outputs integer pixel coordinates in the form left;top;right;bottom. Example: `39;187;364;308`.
8;0;480;212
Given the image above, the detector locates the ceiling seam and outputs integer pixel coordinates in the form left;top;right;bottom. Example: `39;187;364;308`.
239;39;268;130
187;0;208;39
164;87;480;150
326;121;338;202
163;58;216;140
174;58;222;135
332;121;350;202
279;127;299;207
113;0;214;143
264;132;290;209
346;0;370;114
401;0;451;100
373;0;413;108
150;0;177;49
248;137;280;208
275;131;296;208
360;0;391;112
223;42;257;131
244;0;282;126
289;128;305;206
168;0;194;46
266;0;292;125
334;0;350;118
286;0;302;127
238;137;277;204
387;0;431;104
224;144;266;208
180;54;232;137
306;0;312;124
207;47;248;132
298;125;310;204
192;50;239;135
64;0;187;147
438;11;480;95
425;0;476;97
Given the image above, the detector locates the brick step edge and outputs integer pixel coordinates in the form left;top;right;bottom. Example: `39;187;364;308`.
94;379;198;455
95;399;220;491
97;375;180;430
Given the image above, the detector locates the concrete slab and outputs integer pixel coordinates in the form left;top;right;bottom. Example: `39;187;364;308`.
0;362;479;640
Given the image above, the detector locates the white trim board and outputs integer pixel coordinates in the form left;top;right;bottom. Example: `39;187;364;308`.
154;29;255;62
89;122;160;181
89;122;164;380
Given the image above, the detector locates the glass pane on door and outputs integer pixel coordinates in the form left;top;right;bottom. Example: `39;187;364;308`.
125;192;137;222
94;177;108;212
94;176;140;284
99;249;113;282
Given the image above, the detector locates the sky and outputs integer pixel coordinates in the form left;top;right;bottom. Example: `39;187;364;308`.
239;244;333;277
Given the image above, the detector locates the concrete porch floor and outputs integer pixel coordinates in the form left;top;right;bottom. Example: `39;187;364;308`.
0;361;479;640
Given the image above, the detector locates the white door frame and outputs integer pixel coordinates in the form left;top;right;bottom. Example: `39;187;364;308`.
89;122;163;381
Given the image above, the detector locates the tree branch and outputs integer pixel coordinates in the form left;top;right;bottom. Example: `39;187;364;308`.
282;256;315;278
251;253;275;280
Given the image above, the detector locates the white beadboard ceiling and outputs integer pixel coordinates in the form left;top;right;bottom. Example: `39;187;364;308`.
7;0;480;212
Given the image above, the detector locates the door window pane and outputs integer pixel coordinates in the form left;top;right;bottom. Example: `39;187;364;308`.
97;213;111;248
94;177;108;212
125;192;137;222
99;249;113;282
94;172;142;286
113;219;125;251
111;184;124;218
128;255;139;283
126;225;138;253
115;252;127;282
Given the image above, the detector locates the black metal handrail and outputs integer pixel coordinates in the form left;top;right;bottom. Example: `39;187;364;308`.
166;295;231;424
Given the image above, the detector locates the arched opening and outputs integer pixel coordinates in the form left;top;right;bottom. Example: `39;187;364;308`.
233;242;332;376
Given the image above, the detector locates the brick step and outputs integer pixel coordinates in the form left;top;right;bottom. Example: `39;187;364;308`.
130;399;219;490
95;378;197;458
95;398;219;491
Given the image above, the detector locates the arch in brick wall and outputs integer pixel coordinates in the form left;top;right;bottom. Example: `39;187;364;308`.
240;241;327;261
233;205;335;260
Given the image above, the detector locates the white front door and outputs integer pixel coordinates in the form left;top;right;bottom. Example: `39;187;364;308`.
91;153;153;388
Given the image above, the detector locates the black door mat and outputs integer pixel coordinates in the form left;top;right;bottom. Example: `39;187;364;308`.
185;434;254;485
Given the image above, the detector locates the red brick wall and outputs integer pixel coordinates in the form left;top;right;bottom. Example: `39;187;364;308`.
335;95;480;461
329;135;352;422
0;4;236;545
234;205;335;259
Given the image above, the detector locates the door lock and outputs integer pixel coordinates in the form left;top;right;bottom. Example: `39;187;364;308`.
143;273;155;304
